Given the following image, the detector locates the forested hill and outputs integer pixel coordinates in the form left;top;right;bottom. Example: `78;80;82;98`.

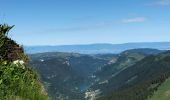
0;24;49;99
95;50;170;100
29;48;166;100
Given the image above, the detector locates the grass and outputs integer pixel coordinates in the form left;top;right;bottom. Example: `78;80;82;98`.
0;62;49;100
149;78;170;100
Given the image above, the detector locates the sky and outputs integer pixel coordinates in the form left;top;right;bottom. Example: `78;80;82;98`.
0;0;170;46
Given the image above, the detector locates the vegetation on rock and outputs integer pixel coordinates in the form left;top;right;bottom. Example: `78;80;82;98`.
0;24;49;100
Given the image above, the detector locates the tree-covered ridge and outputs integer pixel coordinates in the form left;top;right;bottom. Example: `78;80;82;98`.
149;78;170;100
29;48;164;100
96;51;170;100
29;52;116;100
0;24;49;100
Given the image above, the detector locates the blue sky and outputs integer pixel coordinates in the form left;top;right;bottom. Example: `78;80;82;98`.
0;0;170;46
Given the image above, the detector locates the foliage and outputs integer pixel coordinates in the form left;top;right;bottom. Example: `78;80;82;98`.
0;26;27;62
0;24;49;99
0;24;14;47
0;62;48;100
0;24;14;36
149;78;170;100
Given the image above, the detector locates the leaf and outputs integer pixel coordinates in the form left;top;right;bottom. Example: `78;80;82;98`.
0;79;3;84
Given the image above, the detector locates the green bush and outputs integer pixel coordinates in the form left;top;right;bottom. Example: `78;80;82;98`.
0;62;48;100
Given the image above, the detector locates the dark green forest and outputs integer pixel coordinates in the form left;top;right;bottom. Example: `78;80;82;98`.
96;51;170;100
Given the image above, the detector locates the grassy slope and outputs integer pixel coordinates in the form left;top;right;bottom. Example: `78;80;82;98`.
149;78;170;100
0;62;48;100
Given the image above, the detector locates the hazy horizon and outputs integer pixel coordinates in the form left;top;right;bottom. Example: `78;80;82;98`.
24;41;170;46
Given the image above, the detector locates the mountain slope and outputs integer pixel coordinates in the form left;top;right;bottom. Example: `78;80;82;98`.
29;52;116;100
29;48;163;100
94;49;162;82
94;51;170;100
149;78;170;100
30;53;85;100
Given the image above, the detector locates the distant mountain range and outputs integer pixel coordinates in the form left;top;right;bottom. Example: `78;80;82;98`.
25;42;170;54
